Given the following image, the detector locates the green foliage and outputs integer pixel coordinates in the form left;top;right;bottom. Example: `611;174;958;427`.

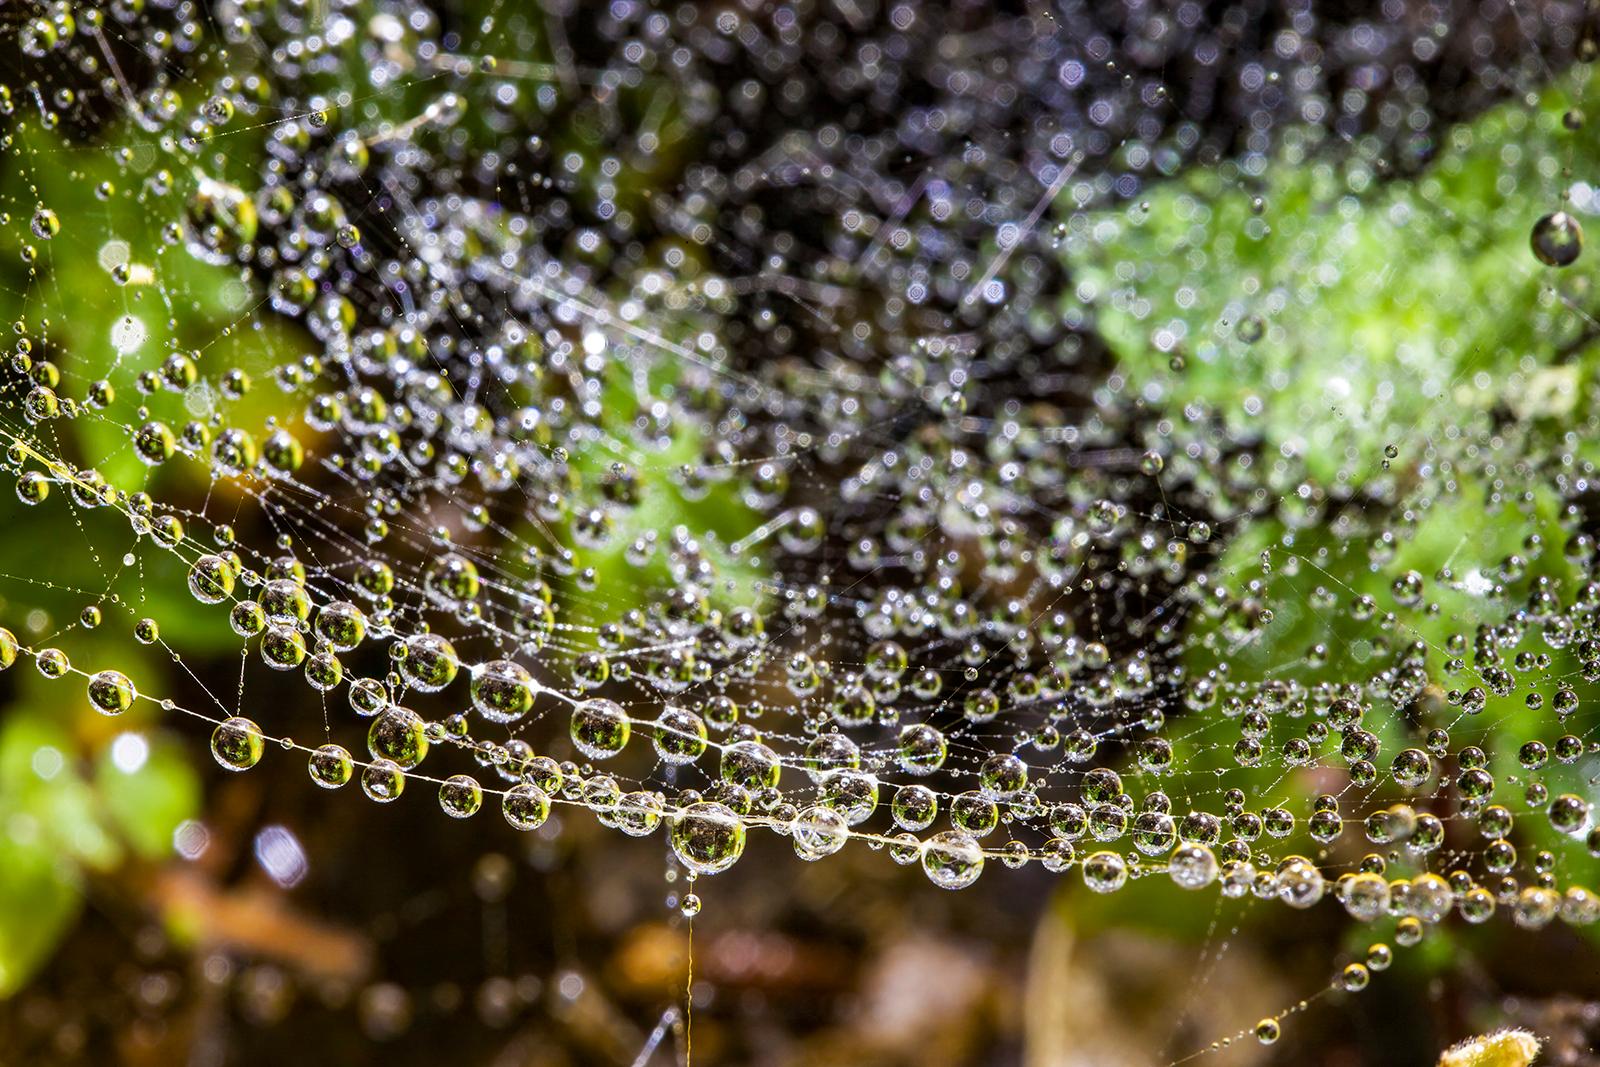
1066;69;1600;479
1046;67;1600;905
0;670;198;995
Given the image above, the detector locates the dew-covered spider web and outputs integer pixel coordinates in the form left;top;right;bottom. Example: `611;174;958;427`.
4;0;1600;1063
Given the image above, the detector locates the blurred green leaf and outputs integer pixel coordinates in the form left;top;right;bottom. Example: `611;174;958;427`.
0;692;197;996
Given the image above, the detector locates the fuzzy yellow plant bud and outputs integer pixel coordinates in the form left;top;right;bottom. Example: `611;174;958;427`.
1439;1029;1540;1067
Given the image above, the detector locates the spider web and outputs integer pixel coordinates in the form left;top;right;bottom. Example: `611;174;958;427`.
2;0;1599;1062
